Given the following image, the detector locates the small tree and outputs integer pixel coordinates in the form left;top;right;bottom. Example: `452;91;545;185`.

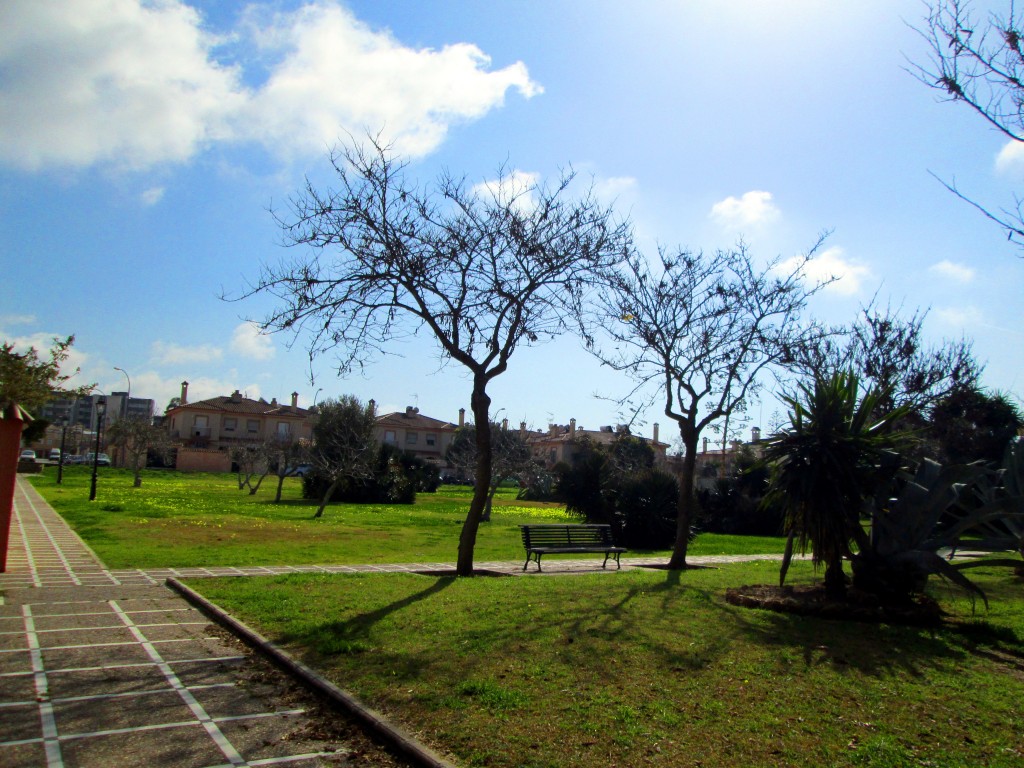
910;0;1024;252
267;434;309;504
587;242;829;569
760;373;909;599
0;336;91;414
309;395;377;518
244;137;631;574
446;422;534;520
105;416;170;488
230;442;273;495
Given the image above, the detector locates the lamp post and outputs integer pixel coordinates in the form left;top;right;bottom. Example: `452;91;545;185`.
114;367;131;468
89;397;107;502
57;417;68;485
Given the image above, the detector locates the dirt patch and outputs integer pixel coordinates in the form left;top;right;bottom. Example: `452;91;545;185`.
725;583;944;626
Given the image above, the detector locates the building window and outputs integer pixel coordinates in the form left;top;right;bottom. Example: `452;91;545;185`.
247;420;259;433
406;432;418;445
224;418;236;432
425;433;437;446
384;430;396;444
277;422;290;437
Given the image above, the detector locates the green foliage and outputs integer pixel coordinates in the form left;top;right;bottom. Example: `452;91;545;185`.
0;335;92;414
761;372;910;597
554;434;680;549
303;442;423;504
928;386;1023;465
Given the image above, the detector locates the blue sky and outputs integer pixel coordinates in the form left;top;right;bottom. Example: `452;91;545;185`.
1;0;1021;446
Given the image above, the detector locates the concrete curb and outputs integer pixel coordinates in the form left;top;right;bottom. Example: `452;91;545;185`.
166;577;459;768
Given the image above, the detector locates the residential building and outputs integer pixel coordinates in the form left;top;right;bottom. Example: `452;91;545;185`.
373;404;459;471
525;419;669;468
165;381;313;472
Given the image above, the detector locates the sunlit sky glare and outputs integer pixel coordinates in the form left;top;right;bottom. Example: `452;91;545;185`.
1;0;1021;445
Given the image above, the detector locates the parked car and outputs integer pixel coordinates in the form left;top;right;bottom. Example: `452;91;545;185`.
64;454;85;465
20;449;36;461
48;448;61;461
84;452;111;466
286;463;313;477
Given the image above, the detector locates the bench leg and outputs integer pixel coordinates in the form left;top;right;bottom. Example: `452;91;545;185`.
523;552;542;572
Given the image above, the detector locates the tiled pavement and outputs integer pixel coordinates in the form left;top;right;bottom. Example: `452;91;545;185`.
0;476;789;767
0;479;415;768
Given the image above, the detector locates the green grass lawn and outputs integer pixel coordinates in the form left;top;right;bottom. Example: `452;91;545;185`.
190;560;1024;768
29;467;785;568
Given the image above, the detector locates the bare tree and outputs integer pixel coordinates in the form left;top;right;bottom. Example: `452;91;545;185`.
587;241;829;569
795;302;980;416
105;416;170;488
910;0;1024;252
268;434;310;504
309;396;378;518
446;422;535;520
243;137;631;575
230;441;273;495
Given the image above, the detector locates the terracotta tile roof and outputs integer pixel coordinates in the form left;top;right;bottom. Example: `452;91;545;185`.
169;395;310;419
375;411;458;431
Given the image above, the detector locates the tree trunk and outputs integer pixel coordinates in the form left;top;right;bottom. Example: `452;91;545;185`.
667;435;699;570
274;475;285;504
315;478;340;518
824;558;847;601
456;381;491;576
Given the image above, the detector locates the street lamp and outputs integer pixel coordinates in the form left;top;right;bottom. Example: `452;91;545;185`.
114;367;131;467
56;416;68;485
89;397;107;502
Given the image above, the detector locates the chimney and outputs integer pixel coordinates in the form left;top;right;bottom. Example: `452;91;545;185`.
502;418;509;431
369;399;376;415
405;406;414;417
270;397;278;407
751;426;761;443
653;423;660;443
180;381;189;405
231;390;242;403
291;392;299;408
703;437;709;454
570;418;576;436
459;408;465;427
520;421;527;438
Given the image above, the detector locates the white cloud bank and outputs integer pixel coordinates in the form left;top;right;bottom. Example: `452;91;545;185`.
150;340;224;366
0;0;541;172
709;190;781;230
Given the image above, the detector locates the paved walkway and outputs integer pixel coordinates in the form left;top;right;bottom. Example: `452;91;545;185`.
0;478;412;768
0;477;788;767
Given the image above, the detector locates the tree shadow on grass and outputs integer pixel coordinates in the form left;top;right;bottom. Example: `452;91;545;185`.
295;576;456;658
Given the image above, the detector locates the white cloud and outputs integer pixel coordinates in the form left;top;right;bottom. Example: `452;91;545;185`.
709;190;781;230
0;314;36;326
0;0;541;171
230;322;275;361
934;305;984;328
995;139;1024;176
141;187;166;206
776;246;872;296
472;170;541;212
928;259;975;282
592;176;638;206
0;0;244;171
150;340;223;366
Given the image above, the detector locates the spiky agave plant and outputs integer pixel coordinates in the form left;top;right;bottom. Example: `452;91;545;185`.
760;372;909;599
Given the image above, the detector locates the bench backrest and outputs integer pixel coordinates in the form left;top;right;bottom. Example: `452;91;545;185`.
520;524;615;548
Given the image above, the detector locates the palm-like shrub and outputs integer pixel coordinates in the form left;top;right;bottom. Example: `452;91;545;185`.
761;372;908;599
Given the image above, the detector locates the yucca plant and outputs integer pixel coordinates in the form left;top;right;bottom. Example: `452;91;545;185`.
761;372;909;599
950;439;1024;559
